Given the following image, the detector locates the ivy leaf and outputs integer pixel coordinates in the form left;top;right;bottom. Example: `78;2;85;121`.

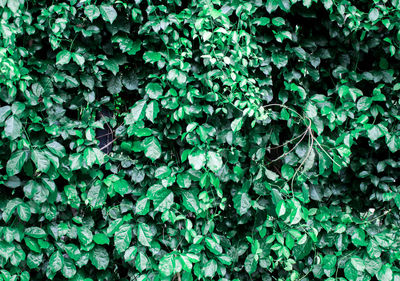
233;192;251;216
143;51;161;63
143;136;161;161
56;50;71;65
0;106;11;123
100;5;117;24
147;184;174;212
245;254;258;274
137;223;153;247
206;151;223;172
145;83;163;99
231;117;243;132
114;224;132;253
159;253;175;276
6;150;28;176
188;149;206;170
369;8;380;22
126;100;146;124
90;246;109;270
49;251;64;273
84;5;100;22
5;116;22;140
145;100;159;123
31;150;50;173
17;203;31;222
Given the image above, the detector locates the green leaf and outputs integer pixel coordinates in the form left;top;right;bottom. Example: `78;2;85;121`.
344;261;358;281
90;246;109;270
206;151;223;172
78;226;93;246
203;259;218;278
113;179;130;196
100;5;117;24
137;223;153;247
84;5;100;22
167;69;187;86
0;105;11;123
245;254;258;274
147;184;174;212
87;183;107;209
143;136;161;161
276;200;286;217
5;116;22;140
145;100;159;123
124;246;137;262
93;233;110;245
350;256;365;272
114;224;132;253
135;196;150;215
231;117;244;132
368;126;384;142
56;50;72;65
17;203;31;222
159;253;175;276
6;150;28;176
72;53;85;66
145;83;163;99
143;51;161;63
377;264;393;281
46;141;66;157
233;192;251;216
49;251;64;273
25;227;47;238
126;100;147;124
281;164;294;180
188;149;206;170
31;150;50;173
369;8;380;22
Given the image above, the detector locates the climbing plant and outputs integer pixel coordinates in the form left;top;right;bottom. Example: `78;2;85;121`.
0;0;400;280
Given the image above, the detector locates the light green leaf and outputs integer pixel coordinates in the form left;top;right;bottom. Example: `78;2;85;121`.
143;136;161;161
56;50;71;65
206;151;223;172
126;100;147;124
145;100;159;123
143;51;161;63
31;150;50;173
5;116;22;140
6;150;28;176
145;83;163;99
188;149;206;170
114;224;132;253
0;106;11;123
369;8;380;22
49;251;64;273
90;246;109;270
78;226;93;246
245;254;258;274
124;246;137;262
147;184;174;212
137;223;153;247
203;259;218;278
231;117;243;132
159;253;175;276
84;5;100;22
17;203;31;222
72;53;85;66
233;192;251;216
100;5;117;24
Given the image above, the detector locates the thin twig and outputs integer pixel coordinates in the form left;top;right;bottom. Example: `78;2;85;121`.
99;137;119;152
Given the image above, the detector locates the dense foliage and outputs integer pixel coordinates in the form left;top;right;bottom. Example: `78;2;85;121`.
1;0;400;280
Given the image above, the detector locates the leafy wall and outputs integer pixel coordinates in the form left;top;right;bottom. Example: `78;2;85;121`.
1;0;400;280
